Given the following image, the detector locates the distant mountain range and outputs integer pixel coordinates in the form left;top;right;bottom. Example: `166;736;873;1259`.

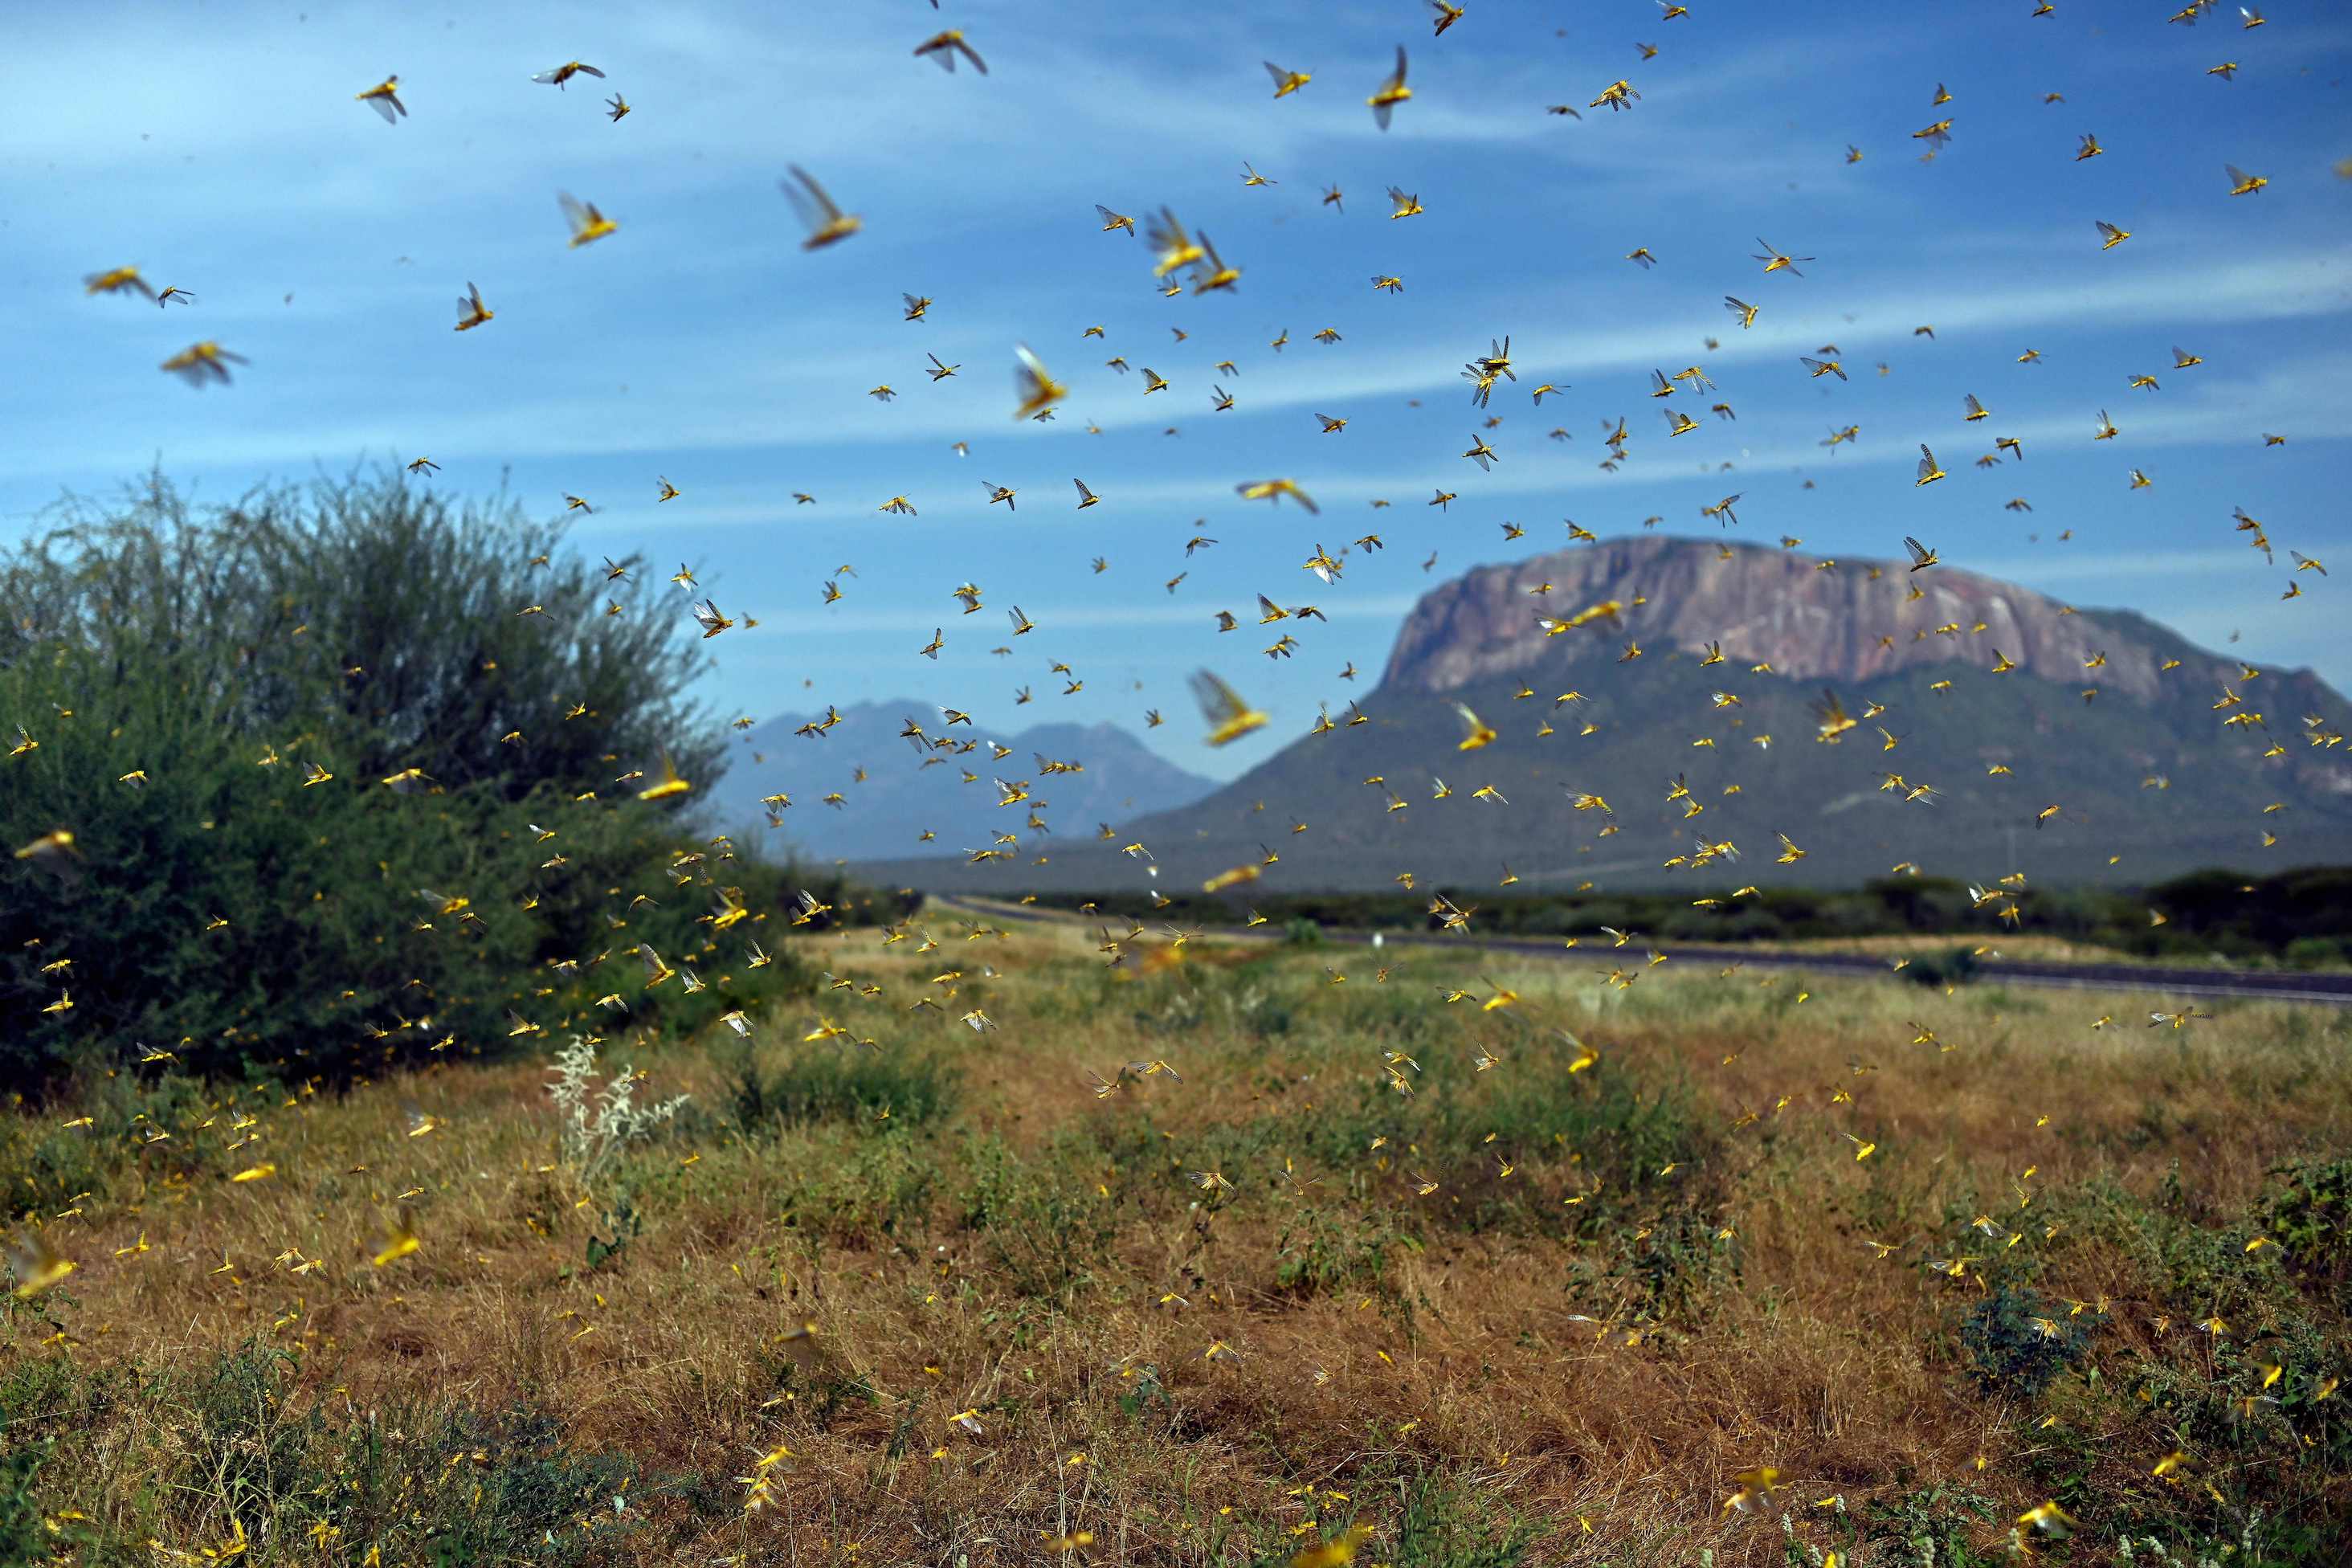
851;536;2352;893
713;700;1215;864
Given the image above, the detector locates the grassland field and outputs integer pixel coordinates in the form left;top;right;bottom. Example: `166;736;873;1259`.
3;905;2349;1568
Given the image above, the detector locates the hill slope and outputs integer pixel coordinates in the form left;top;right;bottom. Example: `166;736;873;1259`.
857;537;2352;894
716;700;1215;863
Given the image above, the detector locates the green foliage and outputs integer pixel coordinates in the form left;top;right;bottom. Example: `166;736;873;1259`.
1072;986;1713;1269
306;1399;638;1568
0;1432;49;1566
1959;1284;2092;1396
0;1069;223;1208
2257;1156;2352;1306
1282;916;1325;946
161;1335;644;1567
1862;1482;2001;1566
179;1341;317;1513
2145;866;2352;955
1383;1472;1546;1568
0;1357;63;1566
957;1133;1117;1298
774;1130;941;1245
1903;945;1983;990
2054;1172;2297;1319
2124;1321;2350;1468
2113;1525;2305;1568
1023;863;2352;962
1274;1200;1418;1298
9;1319;651;1567
1308;1472;1545;1568
586;1194;639;1272
729;1042;962;1131
2280;936;2350;970
0;1346;121;1563
1114;1362;1174;1424
1338;1046;1713;1235
2003;1162;2350;1550
0;471;835;1091
1617;1203;1741;1323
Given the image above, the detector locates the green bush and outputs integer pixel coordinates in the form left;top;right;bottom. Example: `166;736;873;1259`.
2056;1172;2297;1317
1959;1284;2093;1396
1862;1482;2001;1566
306;1399;638;1568
775;1132;942;1245
729;1041;962;1130
180;1341;316;1514
1616;1204;1741;1324
0;471;830;1091
1903;945;1982;989
2280;936;2347;970
958;1133;1117;1298
2257;1156;2352;1308
1274;1201;1418;1298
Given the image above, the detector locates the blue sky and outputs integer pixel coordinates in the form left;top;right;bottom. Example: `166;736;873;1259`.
7;0;2348;782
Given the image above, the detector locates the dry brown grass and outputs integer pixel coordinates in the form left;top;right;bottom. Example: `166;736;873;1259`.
3;909;2348;1566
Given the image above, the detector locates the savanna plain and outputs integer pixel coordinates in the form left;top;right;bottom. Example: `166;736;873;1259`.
6;913;2348;1568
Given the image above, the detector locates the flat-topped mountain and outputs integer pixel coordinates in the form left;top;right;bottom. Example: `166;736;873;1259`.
855;538;2352;893
1389;535;2229;703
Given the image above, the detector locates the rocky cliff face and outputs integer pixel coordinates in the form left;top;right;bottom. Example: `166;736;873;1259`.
1382;537;2203;704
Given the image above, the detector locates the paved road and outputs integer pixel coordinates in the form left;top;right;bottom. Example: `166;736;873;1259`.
929;896;2352;1007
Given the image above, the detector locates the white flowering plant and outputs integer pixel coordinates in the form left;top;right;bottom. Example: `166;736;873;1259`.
545;1033;689;1182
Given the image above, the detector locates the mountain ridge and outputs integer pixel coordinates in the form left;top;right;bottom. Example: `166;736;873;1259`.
1382;534;2284;704
717;698;1215;863
851;537;2352;893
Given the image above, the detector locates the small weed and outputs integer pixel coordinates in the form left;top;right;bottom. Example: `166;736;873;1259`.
1959;1284;2092;1397
1863;1481;2001;1566
776;1129;941;1245
2257;1155;2352;1307
1617;1203;1742;1325
308;1400;638;1568
1115;1362;1174;1426
958;1133;1117;1298
1274;1200;1419;1299
586;1192;639;1271
179;1341;316;1515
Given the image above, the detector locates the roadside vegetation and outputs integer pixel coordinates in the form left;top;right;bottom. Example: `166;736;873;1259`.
1024;868;2352;971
